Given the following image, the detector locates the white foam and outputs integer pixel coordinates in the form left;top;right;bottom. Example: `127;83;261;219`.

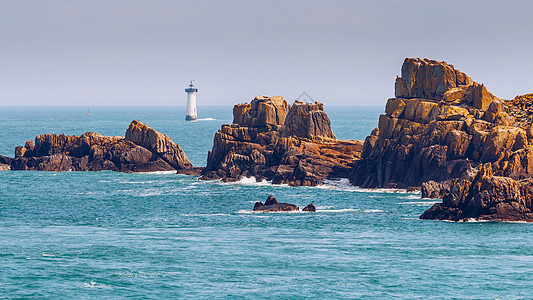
120;180;155;184
399;201;439;206
41;253;56;257
458;218;532;224
137;171;177;175
459;218;491;223
195;117;217;121
317;208;384;213
315;205;334;209
81;281;111;289
180;213;229;217
75;191;105;195
400;194;423;200
139;190;163;197
218;177;289;187
321;178;419;194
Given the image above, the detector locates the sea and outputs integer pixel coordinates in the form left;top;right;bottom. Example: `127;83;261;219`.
1;106;533;299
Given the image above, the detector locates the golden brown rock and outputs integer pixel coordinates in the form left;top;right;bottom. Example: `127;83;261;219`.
233;96;290;128
281;101;336;140
125;120;192;170
351;57;532;191
443;87;467;103
11;121;193;172
420;164;533;222
202;97;362;186
385;98;406;118
394;58;473;100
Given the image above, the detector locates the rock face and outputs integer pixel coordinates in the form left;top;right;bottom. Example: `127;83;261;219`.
125;120;192;170
253;195;299;212
281;101;336;139
10;120;193;172
0;155;11;171
201;96;363;186
420;164;533;222
350;58;533;190
351;57;533;221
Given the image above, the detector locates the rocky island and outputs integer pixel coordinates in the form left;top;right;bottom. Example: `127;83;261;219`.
6;120;194;173
200;96;363;186
351;57;533;222
253;195;316;212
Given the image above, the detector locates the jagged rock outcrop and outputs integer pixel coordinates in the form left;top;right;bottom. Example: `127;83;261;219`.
201;96;363;186
10;120;193;172
281;101;336;139
350;57;533;221
253;195;299;212
504;93;533;128
125;120;192;170
350;58;533;190
420;164;533;221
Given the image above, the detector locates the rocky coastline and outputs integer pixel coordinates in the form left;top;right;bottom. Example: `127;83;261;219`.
5;120;194;173
4;57;533;222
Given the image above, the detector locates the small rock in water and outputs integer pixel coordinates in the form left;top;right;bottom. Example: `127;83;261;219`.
253;195;298;212
302;203;316;212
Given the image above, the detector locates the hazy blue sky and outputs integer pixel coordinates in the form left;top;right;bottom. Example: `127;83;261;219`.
1;0;532;106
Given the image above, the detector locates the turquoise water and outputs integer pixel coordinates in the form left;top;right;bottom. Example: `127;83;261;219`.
1;106;533;299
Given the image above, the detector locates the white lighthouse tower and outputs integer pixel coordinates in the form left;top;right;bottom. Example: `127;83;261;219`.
185;80;198;121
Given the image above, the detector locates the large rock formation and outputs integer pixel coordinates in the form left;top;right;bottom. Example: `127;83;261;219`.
10;120;193;172
351;57;533;221
201;96;363;186
421;164;533;222
350;58;532;189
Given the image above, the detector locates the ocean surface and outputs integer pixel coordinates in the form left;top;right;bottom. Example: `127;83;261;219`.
1;106;533;299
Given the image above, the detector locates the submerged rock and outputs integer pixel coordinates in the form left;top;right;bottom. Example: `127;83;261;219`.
253;195;299;212
10;120;193;172
302;203;316;212
201;96;363;186
252;195;317;212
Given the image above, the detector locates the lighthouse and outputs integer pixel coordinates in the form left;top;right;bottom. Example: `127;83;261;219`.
185;80;198;121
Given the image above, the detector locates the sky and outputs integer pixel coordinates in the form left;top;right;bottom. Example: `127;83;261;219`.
1;0;532;106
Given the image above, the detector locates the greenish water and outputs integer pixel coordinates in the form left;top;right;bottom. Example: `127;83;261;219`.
1;106;532;299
